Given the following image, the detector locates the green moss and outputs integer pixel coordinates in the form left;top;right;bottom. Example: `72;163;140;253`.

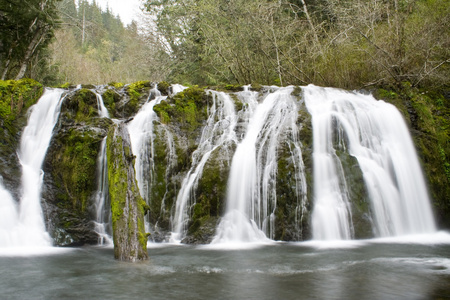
186;146;231;237
58;82;71;89
106;133;127;224
0;79;43;134
108;82;124;89
61;89;98;123
230;94;243;111
102;89;120;116
51;128;102;211
158;81;170;95
153;86;210;133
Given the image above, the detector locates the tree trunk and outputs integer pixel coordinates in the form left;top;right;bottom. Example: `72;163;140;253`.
15;27;47;80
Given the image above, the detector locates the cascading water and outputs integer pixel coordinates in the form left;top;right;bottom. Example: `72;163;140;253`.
92;137;112;245
0;178;19;247
213;86;308;244
171;91;238;242
94;91;110;118
0;89;65;248
303;85;436;240
128;85;184;240
128;88;166;206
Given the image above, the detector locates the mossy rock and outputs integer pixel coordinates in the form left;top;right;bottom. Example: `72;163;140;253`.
0;79;43;197
60;89;98;123
182;144;234;242
106;123;148;261
102;89;121;117
153;86;211;133
157;81;170;95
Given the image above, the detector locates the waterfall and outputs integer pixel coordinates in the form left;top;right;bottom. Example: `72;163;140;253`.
171;91;238;242
0;178;19;247
304;85;436;240
0;89;65;248
93;138;112;245
127;88;166;204
213;86;307;243
94;91;110;118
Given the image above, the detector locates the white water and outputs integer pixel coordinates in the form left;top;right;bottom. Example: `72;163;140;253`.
128;88;167;203
94;91;110;118
213;86;307;244
303;85;436;240
170;84;187;96
171;91;238;242
92;138;112;245
0;89;65;248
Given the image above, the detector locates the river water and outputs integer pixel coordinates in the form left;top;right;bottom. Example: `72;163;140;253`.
1;234;449;299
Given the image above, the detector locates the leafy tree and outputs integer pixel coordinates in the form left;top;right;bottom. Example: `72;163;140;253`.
0;0;62;80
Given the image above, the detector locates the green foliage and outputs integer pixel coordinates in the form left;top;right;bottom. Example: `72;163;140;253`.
145;0;449;89
0;79;43;134
0;0;62;80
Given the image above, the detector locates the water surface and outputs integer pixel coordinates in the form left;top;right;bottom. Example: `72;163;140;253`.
1;237;450;299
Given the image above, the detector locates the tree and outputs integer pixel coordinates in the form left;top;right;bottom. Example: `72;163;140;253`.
0;0;62;80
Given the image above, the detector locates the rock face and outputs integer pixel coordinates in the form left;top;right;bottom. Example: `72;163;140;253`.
2;79;448;250
106;123;148;261
42;88;112;246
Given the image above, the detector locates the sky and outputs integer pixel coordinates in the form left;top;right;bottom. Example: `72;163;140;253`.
92;0;143;25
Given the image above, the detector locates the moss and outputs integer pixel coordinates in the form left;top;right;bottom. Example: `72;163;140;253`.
61;88;98;123
108;82;124;89
251;83;263;91
50;128;103;212
123;80;151;116
102;89;120;116
0;79;43;134
185;146;231;239
291;86;302;97
58;82;71;89
230;94;243;112
106;133;127;224
153;86;211;133
106;124;148;260
158;81;170;95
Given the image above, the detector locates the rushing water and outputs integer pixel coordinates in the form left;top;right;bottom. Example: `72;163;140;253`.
1;236;450;299
1;89;65;248
214;86;308;243
304;85;436;240
92;137;112;245
171;91;238;241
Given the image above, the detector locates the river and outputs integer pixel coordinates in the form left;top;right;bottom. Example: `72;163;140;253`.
1;234;449;299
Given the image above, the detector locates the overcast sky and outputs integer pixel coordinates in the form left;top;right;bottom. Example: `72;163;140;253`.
91;0;143;25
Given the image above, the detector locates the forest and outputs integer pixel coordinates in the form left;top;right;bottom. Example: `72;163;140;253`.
0;0;448;91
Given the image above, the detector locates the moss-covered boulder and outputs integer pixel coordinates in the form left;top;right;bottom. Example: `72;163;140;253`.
181;144;234;244
102;81;152;119
42;88;113;246
0;79;43;199
106;123;148;261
